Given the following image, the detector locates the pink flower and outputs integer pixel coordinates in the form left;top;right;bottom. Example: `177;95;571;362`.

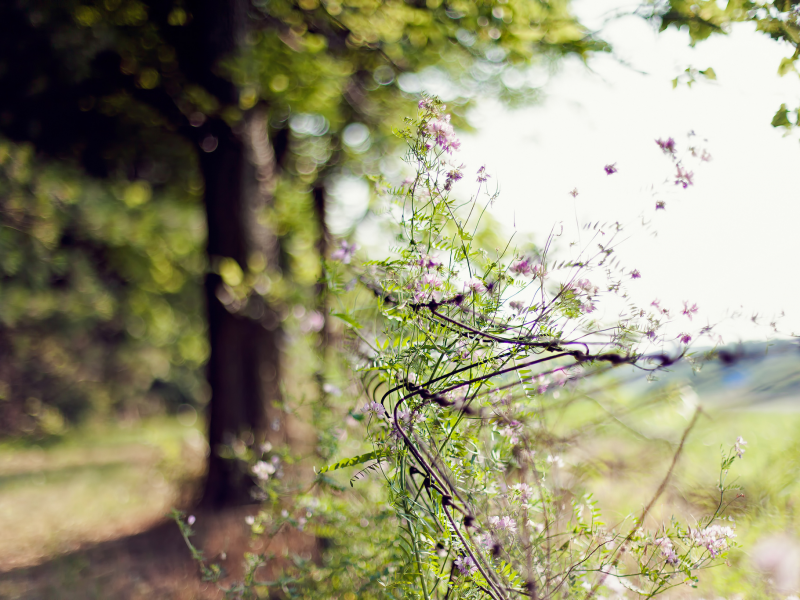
656;537;679;565
331;240;358;264
682;301;698;320
361;401;386;418
569;188;579;198
464;278;486;294
734;436;747;459
604;163;618;175
489;515;517;535
444;169;463;190
187;515;196;525
656;137;676;155
675;165;694;188
454;555;477;575
679;333;692;344
416;253;442;269
421;273;443;288
426;114;461;154
510;259;534;277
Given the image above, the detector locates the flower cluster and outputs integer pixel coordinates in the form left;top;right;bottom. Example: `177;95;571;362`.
688;524;736;558
656;537;680;565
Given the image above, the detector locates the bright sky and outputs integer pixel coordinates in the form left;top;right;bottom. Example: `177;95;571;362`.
456;1;800;342
335;1;800;343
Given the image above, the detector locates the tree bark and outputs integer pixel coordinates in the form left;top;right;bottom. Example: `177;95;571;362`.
193;0;284;509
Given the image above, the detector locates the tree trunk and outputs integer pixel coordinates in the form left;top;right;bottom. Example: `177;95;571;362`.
192;0;284;509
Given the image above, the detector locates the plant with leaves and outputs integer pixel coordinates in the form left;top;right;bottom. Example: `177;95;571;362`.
176;97;747;599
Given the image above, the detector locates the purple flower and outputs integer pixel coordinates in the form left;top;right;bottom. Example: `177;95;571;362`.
489;515;517;535
509;259;534;277
656;537;679;565
421;273;443;288
656;137;676;155
604;163;617;175
477;165;490;183
682;301;698;320
630;269;641;279
464;278;486;294
187;515;196;525
655;200;666;210
679;333;692;344
454;555;477;575
734;436;747;459
331;240;358;264
416;253;441;269
444;169;463;191
426;114;461;154
361;401;386;419
569;188;579;198
674;165;694;188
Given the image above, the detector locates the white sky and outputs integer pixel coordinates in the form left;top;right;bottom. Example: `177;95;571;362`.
456;1;800;342
336;1;800;343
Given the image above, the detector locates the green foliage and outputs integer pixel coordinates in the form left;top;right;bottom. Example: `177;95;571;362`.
0;140;207;435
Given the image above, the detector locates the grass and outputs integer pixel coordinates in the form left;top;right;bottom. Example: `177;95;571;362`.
0;416;206;571
2;378;800;599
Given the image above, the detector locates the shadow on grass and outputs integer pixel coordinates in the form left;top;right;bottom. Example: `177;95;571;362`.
0;506;264;600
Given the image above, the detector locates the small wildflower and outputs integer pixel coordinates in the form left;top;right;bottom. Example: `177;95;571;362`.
735;436;747;459
509;258;535;277
569;188;579;198
454;555;478;575
547;454;565;468
331;240;358;264
675;165;694;188
245;515;255;526
630;269;641;279
361;401;386;418
444;169;463;191
655;200;666;210
655;537;680;565
656;137;676;155
489;515;517;535
604;163;617;175
477;165;490;183
512;483;534;501
688;524;735;558
679;333;692;344
416;253;442;269
682;301;698;320
426;114;461;154
464;277;486;294
421;273;443;288
187;515;196;525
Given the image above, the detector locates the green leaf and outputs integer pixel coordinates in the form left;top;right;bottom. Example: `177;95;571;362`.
318;450;388;474
331;311;362;329
778;57;796;77
771;104;793;128
699;67;716;80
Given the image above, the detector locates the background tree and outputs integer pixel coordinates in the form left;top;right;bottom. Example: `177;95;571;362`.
0;0;607;507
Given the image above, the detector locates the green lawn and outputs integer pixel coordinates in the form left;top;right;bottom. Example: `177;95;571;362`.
0;417;205;571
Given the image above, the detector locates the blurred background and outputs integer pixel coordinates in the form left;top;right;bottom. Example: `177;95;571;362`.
0;0;799;598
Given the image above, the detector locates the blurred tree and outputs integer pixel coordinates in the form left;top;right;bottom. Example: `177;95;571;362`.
0;0;610;507
642;0;800;131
